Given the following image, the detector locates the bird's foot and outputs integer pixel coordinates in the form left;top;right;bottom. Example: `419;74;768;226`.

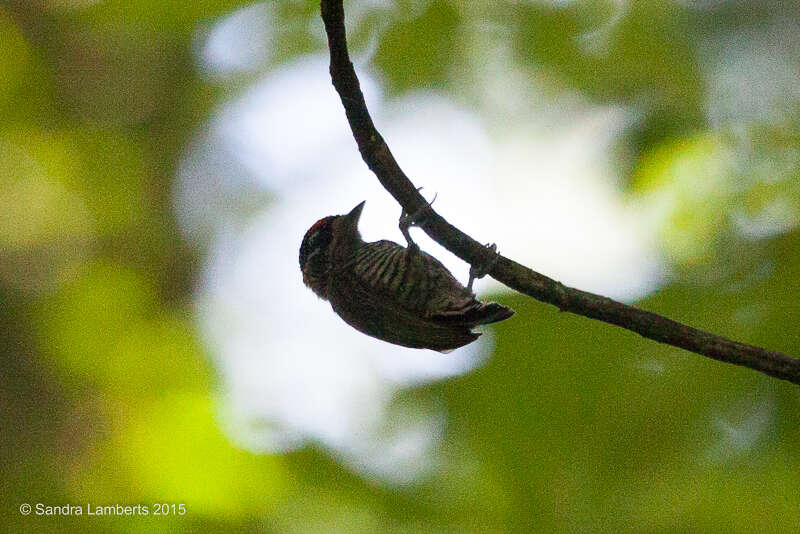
399;189;437;249
468;243;499;291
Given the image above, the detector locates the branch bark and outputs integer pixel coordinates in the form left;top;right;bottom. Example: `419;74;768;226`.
319;0;800;385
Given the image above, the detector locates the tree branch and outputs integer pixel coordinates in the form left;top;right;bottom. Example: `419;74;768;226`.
319;0;800;385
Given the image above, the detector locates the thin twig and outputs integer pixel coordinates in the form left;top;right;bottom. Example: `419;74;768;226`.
319;0;800;385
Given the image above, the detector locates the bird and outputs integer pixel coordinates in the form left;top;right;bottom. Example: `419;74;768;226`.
299;200;514;352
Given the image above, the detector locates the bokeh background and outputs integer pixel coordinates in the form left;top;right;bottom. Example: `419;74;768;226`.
2;0;800;532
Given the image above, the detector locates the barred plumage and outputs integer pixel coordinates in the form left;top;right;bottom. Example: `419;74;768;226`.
299;201;514;352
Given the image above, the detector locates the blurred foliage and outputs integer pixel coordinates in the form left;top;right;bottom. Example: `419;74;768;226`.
1;0;799;532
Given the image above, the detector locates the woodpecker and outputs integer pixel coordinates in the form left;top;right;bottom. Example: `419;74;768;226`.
299;200;513;352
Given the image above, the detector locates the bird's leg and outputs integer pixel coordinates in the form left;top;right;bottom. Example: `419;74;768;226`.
468;243;499;291
398;209;417;250
399;191;437;253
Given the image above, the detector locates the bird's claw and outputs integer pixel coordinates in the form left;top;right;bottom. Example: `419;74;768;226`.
399;189;437;248
468;243;499;291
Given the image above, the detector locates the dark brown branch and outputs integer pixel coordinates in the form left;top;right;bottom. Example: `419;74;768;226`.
319;0;800;385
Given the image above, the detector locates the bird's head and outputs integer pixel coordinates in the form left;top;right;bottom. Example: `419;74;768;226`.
299;200;365;299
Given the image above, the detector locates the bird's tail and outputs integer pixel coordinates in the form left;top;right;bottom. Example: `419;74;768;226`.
433;301;514;327
471;302;514;325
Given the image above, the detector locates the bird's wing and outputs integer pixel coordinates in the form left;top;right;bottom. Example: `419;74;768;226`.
351;240;479;319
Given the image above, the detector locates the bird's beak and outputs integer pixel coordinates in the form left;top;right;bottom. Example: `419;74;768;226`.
346;200;366;223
